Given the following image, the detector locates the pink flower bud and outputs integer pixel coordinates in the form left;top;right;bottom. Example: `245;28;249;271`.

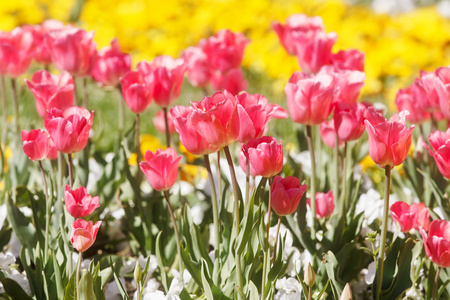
271;175;307;216
243;136;283;178
121;70;154;114
390;201;418;232
334;103;366;142
412;202;430;231
71;219;101;253
308;191;334;218
140;148;182;192
21;129;51;161
64;185;100;218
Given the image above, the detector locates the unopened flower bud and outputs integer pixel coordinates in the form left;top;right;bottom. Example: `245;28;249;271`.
304;262;315;288
340;283;353;300
134;261;142;283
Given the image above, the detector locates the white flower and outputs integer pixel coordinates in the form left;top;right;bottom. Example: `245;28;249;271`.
356;188;384;225
274;277;303;300
105;278;125;300
290;151;311;177
363;261;376;285
0;203;6;229
190;202;208;225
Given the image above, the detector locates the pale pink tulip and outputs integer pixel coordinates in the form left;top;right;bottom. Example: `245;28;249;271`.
308;191;334;218
71;219;102;253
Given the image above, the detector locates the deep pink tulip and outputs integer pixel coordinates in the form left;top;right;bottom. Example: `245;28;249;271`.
423;129;450;179
64;185;100;218
25;20;65;65
190;90;240;148
21;129;51;161
71;218;102;253
285;71;338;125
25;70;74;119
364;108;414;167
44;106;94;154
199;29;249;74
308;191;334;218
334;103;366;142
395;83;430;124
137;56;185;107
390;201;418;232
320;119;343;148
182;46;210;88
420;220;450;268
211;68;248;96
417;70;441;114
242;136;283;178
92;38;131;87
140;148;182;192
120;70;154;114
412;202;430;231
153;110;175;134
319;66;365;104
271;175;307;216
0;27;34;77
45;27;97;77
331;49;365;72
272;14;325;56
170;106;219;155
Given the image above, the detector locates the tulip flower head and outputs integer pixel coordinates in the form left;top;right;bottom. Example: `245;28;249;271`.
242;136;283;178
319;66;365;104
320;119;343;148
0;27;35;77
390;201;418;233
412;202;430;231
140;147;182;192
21;129;51;161
210;68;248;96
65;185;100;218
331;49;365;72
308;191;334;218
182;46;210;88
364;108;415;168
71;219;102;253
395;83;430;124
423;129;450;179
271;175;307;216
333;102;367;142
420;220;450;268
434;67;450;120
121;70;154;114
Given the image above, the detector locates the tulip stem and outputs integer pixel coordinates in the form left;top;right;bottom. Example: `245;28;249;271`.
306;125;316;239
11;78;19;137
340;142;348;220
135;113;142;184
245;157;250;206
223;146;244;299
163;107;171;148
82;77;88;108
76;251;82;300
217;151;222;197
204;154;221;285
68;153;74;188
39;161;51;264
1;76;7;147
376;165;391;300
334;133;339;208
433;266;441;300
163;191;183;280
117;85;125;138
262;177;274;300
272;216;282;264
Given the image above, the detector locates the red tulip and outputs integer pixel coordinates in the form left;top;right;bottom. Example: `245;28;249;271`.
211;68;248;96
242;136;283;178
0;27;34;77
182;46;210;88
420;220;450;268
121;70;154;114
390;201;418;232
140;148;182;192
170;106;219;156
64;185;100;218
308;191;334;218
412;202;430;231
21;129;51;161
45;27;97;77
153;110;175;135
331;49;365;72
44;106;94;154
423;129;450;179
333;103;366;142
92;38;131;87
71;218;102;253
364;108;414;167
25;70;74;119
285;71;338;125
190;90;240;148
271;175;307;216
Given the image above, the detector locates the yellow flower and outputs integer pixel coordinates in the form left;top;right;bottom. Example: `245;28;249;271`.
128;134;165;166
179;143;198;164
180;163;207;184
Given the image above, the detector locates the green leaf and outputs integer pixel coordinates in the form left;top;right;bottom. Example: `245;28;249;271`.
323;251;343;299
236;190;255;255
0;278;33;300
63;271;77;300
180;243;202;287
201;259;214;300
6;195;36;248
79;270;96;300
247;280;259;300
156;231;169;292
52;252;65;299
112;263;129;300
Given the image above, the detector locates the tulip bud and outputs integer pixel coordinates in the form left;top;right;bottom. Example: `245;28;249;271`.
134;261;142;283
340;283;353;300
304;263;315;288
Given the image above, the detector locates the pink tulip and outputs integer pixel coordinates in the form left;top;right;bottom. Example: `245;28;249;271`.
319;66;365;104
47;137;58;160
45;27;97;77
390;201;418;232
182;46;210;88
285;71;338;125
272;14;325;56
25;20;65;65
0;27;34;77
190;90;240;148
44;106;94;154
211;68;248;96
434;67;450;120
417;70;441;115
120;70;154;114
271;175;307;216
242;136;283;178
153;110;175;134
92;38;131;87
25;70;74;119
71;218;102;253
334;103;366;142
199;29;249;74
238;146;258;177
308;191;334;218
320;119;343;148
364;108;414;167
395;84;430;124
420;220;450;268
21;129;51;161
412;202;430;231
331;49;365;72
423;129;450;179
170;106;219;156
140;148;182;192
137;56;185;107
64;185;100;218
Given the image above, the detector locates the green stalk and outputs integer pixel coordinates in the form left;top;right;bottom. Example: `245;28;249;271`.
163;191;183;280
376;165;391;300
306;125;316;239
223;146;244;299
11;78;19;137
163;107;171;148
204;154;221;284
0;76;6;147
340;142;348;219
39;161;51;263
245;157;250;206
117;85;125;139
82;77;88;108
334;133;339;206
433;266;441;300
68;153;74;188
262;177;274;299
272;216;282;264
135;113;142;185
76;252;82;300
